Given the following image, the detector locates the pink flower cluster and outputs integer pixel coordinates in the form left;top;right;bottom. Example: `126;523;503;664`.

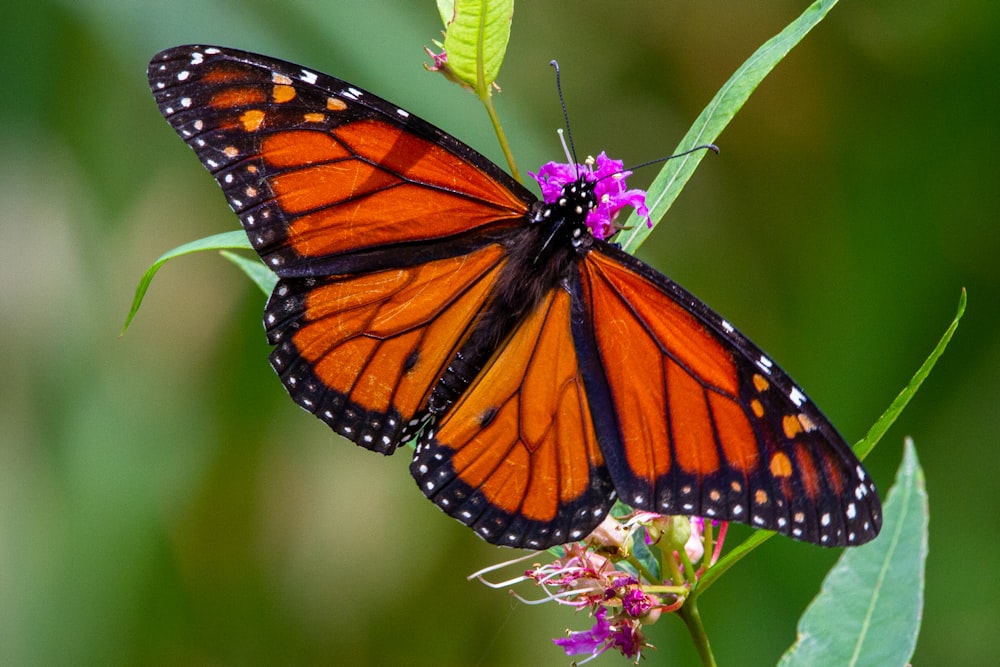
472;512;727;664
530;152;651;241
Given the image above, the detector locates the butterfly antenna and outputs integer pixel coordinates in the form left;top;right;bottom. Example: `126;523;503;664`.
549;60;579;167
589;143;720;188
625;144;720;174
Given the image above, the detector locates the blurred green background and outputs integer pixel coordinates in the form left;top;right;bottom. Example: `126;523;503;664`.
3;1;997;665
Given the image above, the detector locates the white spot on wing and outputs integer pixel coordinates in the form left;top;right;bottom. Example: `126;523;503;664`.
789;386;806;407
299;69;318;85
756;355;774;374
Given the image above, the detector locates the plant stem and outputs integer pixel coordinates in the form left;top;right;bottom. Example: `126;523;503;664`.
470;4;521;184
678;597;717;667
478;88;521;183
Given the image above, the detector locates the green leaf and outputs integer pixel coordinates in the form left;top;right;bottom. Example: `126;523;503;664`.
435;0;455;28
120;230;255;334
441;0;514;90
219;250;278;296
779;438;927;667
853;288;966;460
618;0;840;254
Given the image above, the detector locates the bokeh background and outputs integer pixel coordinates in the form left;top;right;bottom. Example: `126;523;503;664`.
3;1;997;665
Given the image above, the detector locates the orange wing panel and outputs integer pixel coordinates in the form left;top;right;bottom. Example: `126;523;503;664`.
261;131;352;167
667;360;720;476
581;263;669;482
284;183;520;259
268;243;506;450
707;391;759;473
413;288;614;548
578;250;749;495
271;162;400;214
333;120;529;209
793;443;822;500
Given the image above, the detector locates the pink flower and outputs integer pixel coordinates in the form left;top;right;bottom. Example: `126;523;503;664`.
554;606;649;662
529;152;651;241
621;586;655;618
423;43;448;71
553;606;613;658
423;42;469;88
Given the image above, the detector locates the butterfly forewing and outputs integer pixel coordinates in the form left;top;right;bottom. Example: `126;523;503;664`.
148;45;536;454
147;46;533;277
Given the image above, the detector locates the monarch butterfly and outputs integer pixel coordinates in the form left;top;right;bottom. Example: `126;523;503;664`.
148;45;881;549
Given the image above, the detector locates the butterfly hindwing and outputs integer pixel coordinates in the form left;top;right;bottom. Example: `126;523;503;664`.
412;287;615;549
575;243;881;546
266;244;509;453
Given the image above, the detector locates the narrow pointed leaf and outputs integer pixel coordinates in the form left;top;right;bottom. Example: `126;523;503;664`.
121;230;253;334
220;250;278;295
619;0;840;253
853;288;966;460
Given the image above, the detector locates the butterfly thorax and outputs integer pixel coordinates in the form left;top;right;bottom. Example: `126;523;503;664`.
530;178;599;253
425;178;597;416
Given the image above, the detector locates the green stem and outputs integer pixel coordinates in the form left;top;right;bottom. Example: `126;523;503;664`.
472;5;521;183
697;531;773;595
626;553;660;586
478;88;521;182
678;598;717;667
